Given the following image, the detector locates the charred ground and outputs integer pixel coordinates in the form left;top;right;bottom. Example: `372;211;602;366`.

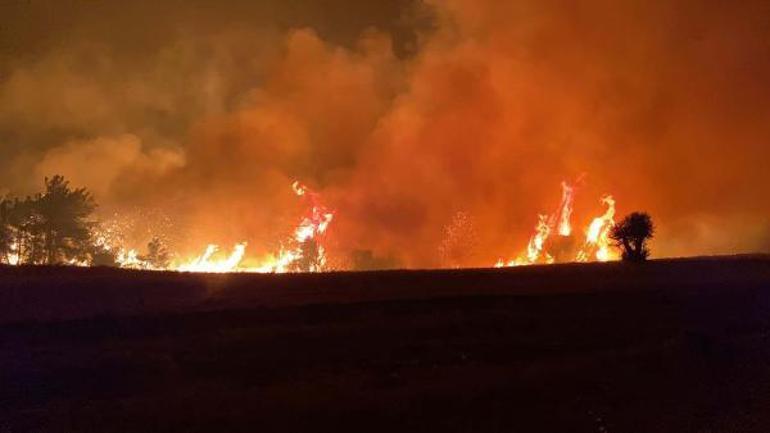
1;257;770;432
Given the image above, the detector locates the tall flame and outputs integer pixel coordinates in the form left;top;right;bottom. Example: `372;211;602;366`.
576;195;618;262
497;181;575;267
246;181;334;273
556;181;574;237
497;182;620;267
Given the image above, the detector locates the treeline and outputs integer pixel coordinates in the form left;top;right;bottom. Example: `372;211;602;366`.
1;175;656;268
0;175;174;268
0;176;97;265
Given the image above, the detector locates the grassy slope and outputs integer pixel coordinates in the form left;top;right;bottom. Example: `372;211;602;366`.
0;256;769;432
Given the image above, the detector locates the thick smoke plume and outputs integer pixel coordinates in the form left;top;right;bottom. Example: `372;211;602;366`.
1;0;769;267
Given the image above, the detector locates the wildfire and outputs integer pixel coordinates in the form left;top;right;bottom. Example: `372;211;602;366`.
3;176;622;273
6;241;20;265
176;243;247;273
496;182;620;267
576;195;619;262
116;249;149;269
170;181;334;273
496;181;575;267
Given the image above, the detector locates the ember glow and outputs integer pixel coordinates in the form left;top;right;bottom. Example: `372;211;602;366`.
7;242;20;266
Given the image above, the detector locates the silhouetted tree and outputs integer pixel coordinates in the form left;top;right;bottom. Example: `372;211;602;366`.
610;212;654;262
89;245;117;267
0;199;12;263
7;196;45;264
140;237;171;269
35;176;96;264
0;177;100;265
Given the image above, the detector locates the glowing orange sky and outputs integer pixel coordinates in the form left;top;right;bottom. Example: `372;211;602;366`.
1;0;768;267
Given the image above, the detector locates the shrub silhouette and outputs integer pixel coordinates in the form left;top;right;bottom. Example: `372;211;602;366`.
610;212;654;262
140;237;171;269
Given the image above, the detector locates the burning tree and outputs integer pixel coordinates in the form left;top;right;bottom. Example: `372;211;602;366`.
610;212;654;262
283;181;334;272
290;238;321;272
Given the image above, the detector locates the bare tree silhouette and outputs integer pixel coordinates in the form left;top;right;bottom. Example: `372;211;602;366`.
0;198;12;263
140;237;171;269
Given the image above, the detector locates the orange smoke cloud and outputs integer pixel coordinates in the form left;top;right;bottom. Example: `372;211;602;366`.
329;0;770;266
2;0;769;267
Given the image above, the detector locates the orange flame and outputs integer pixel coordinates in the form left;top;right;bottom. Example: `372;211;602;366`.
576;195;618;262
176;243;247;273
172;181;334;273
497;181;575;267
556;181;574;237
497;181;619;267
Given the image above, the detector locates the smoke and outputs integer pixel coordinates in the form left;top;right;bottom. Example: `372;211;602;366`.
33;134;185;199
1;0;769;266
330;0;770;265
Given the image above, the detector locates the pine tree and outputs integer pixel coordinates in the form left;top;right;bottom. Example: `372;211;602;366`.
34;176;96;264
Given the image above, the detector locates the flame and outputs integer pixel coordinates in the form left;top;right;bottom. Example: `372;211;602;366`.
68;180;336;274
169;181;334;273
176;243;247;273
250;249;301;273
576;195;619;262
292;181;334;241
497;181;620;267
556;181;574;236
278;180;334;272
115;249;147;269
7;241;20;265
524;214;552;264
4;177;619;272
498;181;575;266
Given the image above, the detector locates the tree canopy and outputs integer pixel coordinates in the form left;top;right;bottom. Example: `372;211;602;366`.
610;212;654;262
0;175;96;265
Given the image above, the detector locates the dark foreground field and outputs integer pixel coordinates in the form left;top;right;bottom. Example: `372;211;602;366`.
1;257;770;432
